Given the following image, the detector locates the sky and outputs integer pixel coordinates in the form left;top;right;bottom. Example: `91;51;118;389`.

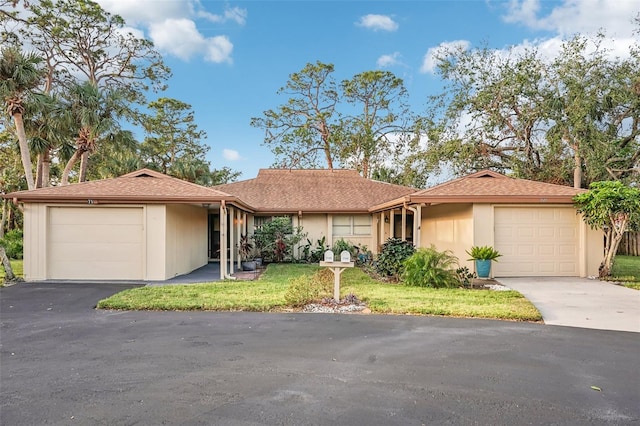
93;0;640;180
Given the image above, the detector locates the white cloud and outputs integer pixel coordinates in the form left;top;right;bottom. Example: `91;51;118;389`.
149;19;232;63
96;0;188;24
197;6;247;25
356;14;399;32
503;0;638;38
420;40;471;74
96;0;243;63
377;52;402;67
223;149;242;161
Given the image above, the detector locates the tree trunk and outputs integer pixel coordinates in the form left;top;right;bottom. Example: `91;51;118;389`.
79;151;89;182
62;150;82;185
0;246;15;282
13;112;35;190
42;149;51;187
1;198;7;238
600;216;629;278
573;149;582;189
36;154;43;188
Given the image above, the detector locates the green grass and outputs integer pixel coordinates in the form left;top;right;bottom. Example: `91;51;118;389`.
98;264;542;321
0;259;23;283
611;255;640;289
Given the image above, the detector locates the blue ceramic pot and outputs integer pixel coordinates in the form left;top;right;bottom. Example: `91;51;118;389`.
475;259;492;278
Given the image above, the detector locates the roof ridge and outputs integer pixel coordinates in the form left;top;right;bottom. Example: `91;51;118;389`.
120;168;170;179
119;168;235;197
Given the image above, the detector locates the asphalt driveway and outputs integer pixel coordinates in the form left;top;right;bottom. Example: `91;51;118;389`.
497;277;640;333
1;282;639;425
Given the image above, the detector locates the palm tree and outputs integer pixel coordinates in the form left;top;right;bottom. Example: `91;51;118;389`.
60;81;122;185
0;47;45;190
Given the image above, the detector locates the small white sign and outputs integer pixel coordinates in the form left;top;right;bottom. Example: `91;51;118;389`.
340;250;351;263
324;250;334;262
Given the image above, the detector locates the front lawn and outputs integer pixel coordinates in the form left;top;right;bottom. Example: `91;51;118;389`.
98;264;542;321
611;255;640;289
0;259;23;283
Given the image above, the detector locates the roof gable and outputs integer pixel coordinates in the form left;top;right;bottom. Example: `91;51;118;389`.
4;168;250;207
409;169;585;203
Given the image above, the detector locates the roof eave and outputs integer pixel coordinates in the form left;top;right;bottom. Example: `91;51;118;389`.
408;195;578;204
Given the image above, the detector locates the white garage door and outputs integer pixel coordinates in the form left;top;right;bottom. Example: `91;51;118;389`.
494;207;578;277
48;207;144;280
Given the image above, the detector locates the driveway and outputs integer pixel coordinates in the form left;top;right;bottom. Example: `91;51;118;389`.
497;277;640;333
1;282;639;425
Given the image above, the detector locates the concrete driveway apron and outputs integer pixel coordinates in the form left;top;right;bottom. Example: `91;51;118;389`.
497;277;640;333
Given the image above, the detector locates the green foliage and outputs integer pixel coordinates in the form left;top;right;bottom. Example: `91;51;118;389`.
301;236;329;263
284;269;333;307
332;238;357;260
574;181;640;276
456;266;477;287
375;237;416;279
574;181;640;232
466;246;502;261
417;32;640;187
0;229;23;260
402;246;460;288
253;217;306;263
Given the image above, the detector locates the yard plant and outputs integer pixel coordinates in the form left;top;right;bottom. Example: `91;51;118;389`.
375;237;416;279
402;246;460;288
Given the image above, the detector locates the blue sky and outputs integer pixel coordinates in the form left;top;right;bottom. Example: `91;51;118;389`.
95;0;639;180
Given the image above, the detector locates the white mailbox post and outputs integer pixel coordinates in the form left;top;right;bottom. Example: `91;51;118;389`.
319;250;354;301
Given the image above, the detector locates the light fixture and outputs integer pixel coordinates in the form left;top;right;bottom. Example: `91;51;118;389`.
202;203;210;209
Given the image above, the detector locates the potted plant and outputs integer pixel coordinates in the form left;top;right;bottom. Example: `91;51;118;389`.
466;245;501;279
239;233;257;271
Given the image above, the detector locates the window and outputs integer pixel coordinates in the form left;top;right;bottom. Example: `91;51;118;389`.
254;215;292;230
254;216;271;230
332;215;371;236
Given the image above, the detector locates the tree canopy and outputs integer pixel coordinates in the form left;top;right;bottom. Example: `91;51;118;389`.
417;32;639;188
574;181;640;277
0;0;238;190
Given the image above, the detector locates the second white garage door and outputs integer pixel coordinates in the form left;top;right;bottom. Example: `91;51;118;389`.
48;207;144;280
493;207;579;277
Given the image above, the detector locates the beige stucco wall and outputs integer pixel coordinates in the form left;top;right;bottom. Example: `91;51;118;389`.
418;203;603;278
22;203;47;281
420;204;474;269
580;215;604;277
164;204;208;280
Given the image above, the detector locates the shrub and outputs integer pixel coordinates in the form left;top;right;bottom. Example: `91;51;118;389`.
456;266;477;287
1;229;23;260
301;236;329;263
332;238;357;260
253;217;306;263
284;269;333;307
402;246;460;288
375;237;416;279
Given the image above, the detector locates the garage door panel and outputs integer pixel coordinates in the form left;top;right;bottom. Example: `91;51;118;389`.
494;207;578;277
49;224;142;243
538;245;555;256
48;207;143;280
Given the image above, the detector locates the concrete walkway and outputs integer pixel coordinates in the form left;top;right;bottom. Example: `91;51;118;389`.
497;277;640;333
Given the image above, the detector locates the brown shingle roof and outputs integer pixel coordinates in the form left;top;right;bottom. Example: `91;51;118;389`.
214;169;416;213
393;170;584;206
4;169;253;209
